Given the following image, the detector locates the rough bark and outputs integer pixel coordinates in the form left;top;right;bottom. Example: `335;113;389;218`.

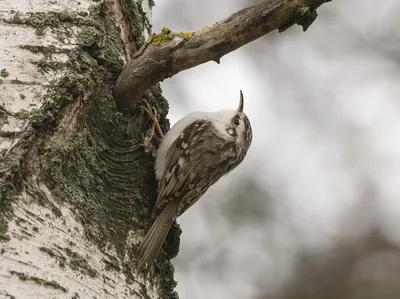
0;0;178;298
114;0;331;113
0;0;332;297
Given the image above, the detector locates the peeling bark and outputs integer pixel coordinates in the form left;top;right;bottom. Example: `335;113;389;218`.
114;0;331;113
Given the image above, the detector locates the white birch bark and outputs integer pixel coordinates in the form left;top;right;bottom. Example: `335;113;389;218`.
0;1;175;298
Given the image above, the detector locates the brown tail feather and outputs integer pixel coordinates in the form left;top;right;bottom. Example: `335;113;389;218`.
137;203;177;275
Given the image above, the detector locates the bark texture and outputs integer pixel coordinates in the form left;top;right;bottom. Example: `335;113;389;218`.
0;0;179;298
0;0;333;297
114;0;331;112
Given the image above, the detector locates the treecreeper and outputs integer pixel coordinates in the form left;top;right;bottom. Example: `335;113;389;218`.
138;90;253;275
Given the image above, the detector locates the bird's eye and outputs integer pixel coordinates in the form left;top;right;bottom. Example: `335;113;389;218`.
233;118;240;126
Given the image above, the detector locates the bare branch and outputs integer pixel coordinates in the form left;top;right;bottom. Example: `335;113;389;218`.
114;0;331;112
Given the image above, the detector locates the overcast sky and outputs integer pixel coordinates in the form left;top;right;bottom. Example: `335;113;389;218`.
153;1;400;298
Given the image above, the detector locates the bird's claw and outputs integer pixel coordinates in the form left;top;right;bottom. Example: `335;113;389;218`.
141;100;164;140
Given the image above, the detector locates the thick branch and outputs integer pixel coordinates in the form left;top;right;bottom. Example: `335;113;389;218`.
114;0;331;112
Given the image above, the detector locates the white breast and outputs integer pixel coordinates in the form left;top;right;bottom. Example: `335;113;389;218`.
155;109;236;179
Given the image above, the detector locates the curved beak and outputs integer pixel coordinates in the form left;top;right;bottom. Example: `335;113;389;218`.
237;90;244;113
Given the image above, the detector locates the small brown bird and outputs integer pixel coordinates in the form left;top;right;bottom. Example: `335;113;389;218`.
138;90;253;274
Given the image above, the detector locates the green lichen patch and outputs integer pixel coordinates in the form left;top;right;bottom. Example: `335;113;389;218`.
48;129;108;194
147;27;173;45
14;109;31;120
122;0;156;52
7;10;99;36
13;4;124;126
19;45;70;60
65;248;98;278
0;106;9;126
77;26;103;47
179;31;193;39
0;69;9;78
0;2;180;298
0;218;11;241
79;20;125;80
10;79;23;84
30;49;101;129
9;270;67;292
102;253;121;271
39;246;56;257
147;28;193;46
32;58;66;74
20;45;68;77
43;81;178;297
122;0;150;51
39;246;67;268
0;176;18;242
0;1;123;242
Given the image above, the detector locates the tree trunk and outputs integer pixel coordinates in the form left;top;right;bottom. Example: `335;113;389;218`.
0;0;179;297
0;0;332;297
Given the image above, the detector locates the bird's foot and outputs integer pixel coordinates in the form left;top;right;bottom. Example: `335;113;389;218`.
141;100;164;147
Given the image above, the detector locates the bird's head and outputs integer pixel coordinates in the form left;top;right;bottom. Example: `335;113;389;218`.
222;90;253;149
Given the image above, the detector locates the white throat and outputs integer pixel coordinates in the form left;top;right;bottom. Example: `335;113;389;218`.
154;109;237;179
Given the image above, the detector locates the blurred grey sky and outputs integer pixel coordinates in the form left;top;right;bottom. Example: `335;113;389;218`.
153;1;400;298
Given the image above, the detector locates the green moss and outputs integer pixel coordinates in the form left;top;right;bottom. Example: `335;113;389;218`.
0;69;9;78
179;31;193;39
148;27;173;45
9;270;67;292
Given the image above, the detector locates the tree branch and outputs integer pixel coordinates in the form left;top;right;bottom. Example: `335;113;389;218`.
114;0;331;112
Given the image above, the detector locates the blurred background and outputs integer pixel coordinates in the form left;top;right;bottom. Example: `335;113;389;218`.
153;1;400;298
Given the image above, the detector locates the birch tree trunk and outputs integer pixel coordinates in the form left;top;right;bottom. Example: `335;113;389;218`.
0;0;179;298
0;0;331;297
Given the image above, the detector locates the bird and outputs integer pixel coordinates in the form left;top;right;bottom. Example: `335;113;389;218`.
138;90;253;275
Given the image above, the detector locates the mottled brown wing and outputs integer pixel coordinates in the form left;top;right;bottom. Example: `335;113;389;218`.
152;119;237;218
